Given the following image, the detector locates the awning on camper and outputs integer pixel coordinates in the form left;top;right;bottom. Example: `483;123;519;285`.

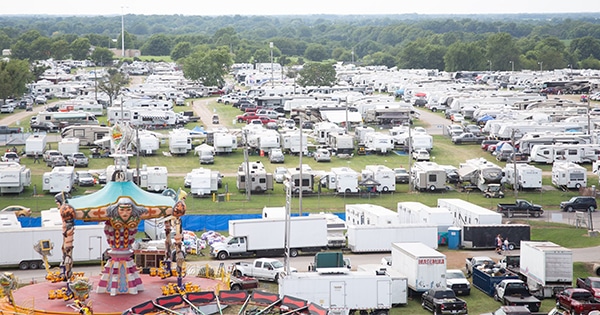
140;113;167;119
457;165;477;181
320;111;362;124
377;113;409;119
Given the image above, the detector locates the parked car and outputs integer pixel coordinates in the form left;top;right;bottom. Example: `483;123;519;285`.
274;167;287;183
43;150;62;162
447;124;464;137
75;171;96;186
47;155;68;167
412;149;430;161
451;113;465;123
1;152;20;163
31;121;59;132
269;148;285;163
481;139;501;151
0;104;14;113
66;152;89;167
212;114;219;124
0;205;32;217
560;196;597;212
313;148;331;162
394;167;410;184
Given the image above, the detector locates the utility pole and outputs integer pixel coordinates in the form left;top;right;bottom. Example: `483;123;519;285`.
244;130;251;201
511;128;518;198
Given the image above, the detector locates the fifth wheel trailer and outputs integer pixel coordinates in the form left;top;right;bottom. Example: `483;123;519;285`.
346;224;438;253
279;271;393;315
210;216;328;259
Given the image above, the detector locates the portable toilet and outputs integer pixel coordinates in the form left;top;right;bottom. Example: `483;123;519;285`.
447;227;461;250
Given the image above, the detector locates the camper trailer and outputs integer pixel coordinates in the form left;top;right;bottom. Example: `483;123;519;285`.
35;111;99;127
285;165;316;194
212;131;238;154
529;143;600;164
237;161;274;193
281;131;308;155
135;131;160;155
458;157;503;191
42;166;75;193
313;122;345;144
25;134;47;156
361;165;396;192
321;167;360;194
0;162;31;194
168;129;192;155
107;107;178;127
517;132;591;155
186;168;220;197
58;137;80;156
329;133;355;155
60;125;111;147
503;163;543;190
411;161;447;192
133;166;168;192
364;132;395;154
552;161;587;189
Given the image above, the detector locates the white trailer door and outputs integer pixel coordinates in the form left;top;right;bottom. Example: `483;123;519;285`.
88;235;105;260
377;280;391;306
330;281;346;308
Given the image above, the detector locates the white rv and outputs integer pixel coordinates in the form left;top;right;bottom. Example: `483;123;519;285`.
212;131;238;154
285;165;316;194
60;125;111;147
35;111;99;126
552;161;587;189
168;129;192;155
411;161;447;192
133;166;168;192
107;107;178;127
313;121;345;144
257;129;281;153
458;157;503;191
321;167;360;194
329;133;355;155
397;201;453;243
281;131;308;155
0;162;31;194
517;132;591;155
361;165;396;192
411;133;434;152
186;168;220;197
364;132;394;154
42;166;75;193
58;137;80;156
529;143;600;164
503;163;543;190
135;131;160;155
25;134;47;156
237;161;273;193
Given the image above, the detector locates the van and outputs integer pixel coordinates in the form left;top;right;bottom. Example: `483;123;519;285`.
313;148;331;162
560;196;597;212
269;148;285;163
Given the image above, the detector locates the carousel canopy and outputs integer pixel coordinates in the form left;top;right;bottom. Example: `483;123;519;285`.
68;180;175;210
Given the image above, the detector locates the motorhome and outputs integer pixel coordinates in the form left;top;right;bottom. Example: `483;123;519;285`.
329;133;355;155
0;162;31;194
60;125;111;147
361;165;396;192
42;166;75;193
503;163;543;190
529;143;600;164
35;111;99;127
25;134;47;156
168;129;192;155
237;161;274;193
321;167;360;194
411;161;447;192
107;107;178;128
552;161;587;189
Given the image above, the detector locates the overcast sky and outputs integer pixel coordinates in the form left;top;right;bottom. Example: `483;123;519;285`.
3;0;600;16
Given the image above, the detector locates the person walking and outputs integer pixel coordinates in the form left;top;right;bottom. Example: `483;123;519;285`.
33;151;40;164
495;234;503;255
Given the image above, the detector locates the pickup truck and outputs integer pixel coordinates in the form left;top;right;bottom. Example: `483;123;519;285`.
497;199;543;218
0;125;21;134
229;275;259;291
482;306;533;315
577;277;600;299
465;256;495;277
421;288;468;315
446;269;471;296
451;132;485;144
556;288;600;315
494;279;541;312
231;258;296;283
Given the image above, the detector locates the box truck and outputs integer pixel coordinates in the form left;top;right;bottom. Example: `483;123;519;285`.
391;242;446;293
210;216;328;260
347;224;438;253
279;271;393;315
519;241;573;298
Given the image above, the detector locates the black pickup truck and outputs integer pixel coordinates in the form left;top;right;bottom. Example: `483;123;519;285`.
497;199;543;218
421;288;468;315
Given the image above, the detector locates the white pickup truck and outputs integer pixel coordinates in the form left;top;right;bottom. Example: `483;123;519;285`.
231;258;296;283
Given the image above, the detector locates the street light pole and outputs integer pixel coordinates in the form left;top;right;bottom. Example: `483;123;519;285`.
538;61;543;72
269;42;274;88
487;60;492;72
509;61;514;72
121;7;126;57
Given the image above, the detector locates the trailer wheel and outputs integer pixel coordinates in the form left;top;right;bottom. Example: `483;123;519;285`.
382;186;389;192
508;243;516;251
290;249;299;257
429;185;436;191
29;261;40;269
217;251;228;260
18;261;29;270
575;183;582;189
485;194;491;198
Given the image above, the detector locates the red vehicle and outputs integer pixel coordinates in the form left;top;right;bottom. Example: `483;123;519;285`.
256;115;276;125
237;112;260;123
577;277;600;299
556;288;600;315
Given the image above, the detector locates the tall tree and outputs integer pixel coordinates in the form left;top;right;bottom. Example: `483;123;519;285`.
141;34;172;56
70;37;91;60
181;47;232;87
170;41;192;62
97;69;129;107
304;43;328;62
0;59;34;101
296;62;336;87
91;47;114;66
444;41;486;71
51;39;70;60
486;33;519;71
